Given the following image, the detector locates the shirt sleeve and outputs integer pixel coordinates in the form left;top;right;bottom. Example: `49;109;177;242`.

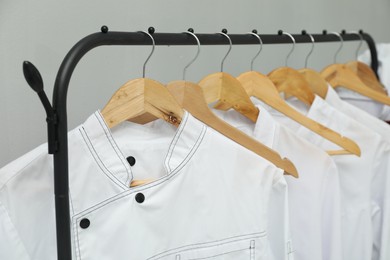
370;143;390;260
320;161;343;260
0;201;31;260
267;175;294;260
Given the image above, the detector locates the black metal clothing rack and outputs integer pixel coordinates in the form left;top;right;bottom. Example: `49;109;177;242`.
24;27;379;260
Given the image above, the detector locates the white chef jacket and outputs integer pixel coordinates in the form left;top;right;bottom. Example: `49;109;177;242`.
326;85;390;140
214;106;342;260
325;86;390;260
359;43;390;120
335;87;384;119
263;95;390;260
0;110;284;260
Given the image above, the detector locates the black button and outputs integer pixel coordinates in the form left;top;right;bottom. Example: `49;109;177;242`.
135;193;145;203
80;218;90;229
126;156;136;166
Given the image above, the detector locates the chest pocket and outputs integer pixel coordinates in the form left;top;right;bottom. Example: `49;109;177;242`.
149;233;265;260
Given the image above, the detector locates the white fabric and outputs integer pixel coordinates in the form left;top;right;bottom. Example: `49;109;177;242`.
357;43;390;120
326;85;390;140
325;86;390;260
0;111;283;260
335;87;384;118
214;107;342;260
261;95;390;260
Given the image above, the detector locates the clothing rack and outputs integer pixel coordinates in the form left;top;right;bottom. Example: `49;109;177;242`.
23;26;379;260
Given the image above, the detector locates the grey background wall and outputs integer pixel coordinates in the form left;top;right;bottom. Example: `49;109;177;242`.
1;0;390;167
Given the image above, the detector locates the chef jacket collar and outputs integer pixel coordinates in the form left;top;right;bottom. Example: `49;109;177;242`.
80;110;206;186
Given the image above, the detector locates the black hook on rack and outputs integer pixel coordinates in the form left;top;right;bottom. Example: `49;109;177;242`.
22;61;58;154
22;26;381;260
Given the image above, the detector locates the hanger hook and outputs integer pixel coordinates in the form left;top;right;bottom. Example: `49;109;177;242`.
329;31;343;63
248;30;263;71
348;30;364;60
138;28;156;78
280;31;295;67
218;29;232;72
182;28;201;80
302;31;315;68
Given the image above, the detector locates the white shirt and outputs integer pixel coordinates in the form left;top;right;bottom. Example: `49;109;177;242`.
325;86;390;260
214;106;342;260
265;95;390;260
326;85;390;141
0;111;284;260
359;43;390;120
335;87;384;119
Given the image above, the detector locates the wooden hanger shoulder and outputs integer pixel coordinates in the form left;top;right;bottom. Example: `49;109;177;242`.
322;63;390;106
101;78;184;128
167;80;299;178
268;67;315;106
237;71;361;157
345;61;387;94
298;68;329;99
198;72;259;122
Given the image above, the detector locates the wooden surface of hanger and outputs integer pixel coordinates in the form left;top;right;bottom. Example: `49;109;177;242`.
167;79;298;178
297;32;329;99
344;31;387;94
101;30;184;129
101;78;184;128
321;63;390;106
321;31;390;105
345;61;387;94
237;71;361;156
298;68;329;99
198;72;259;122
198;30;259;122
268;67;315;106
267;31;315;106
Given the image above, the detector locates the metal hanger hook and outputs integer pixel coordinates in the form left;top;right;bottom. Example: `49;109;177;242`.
138;30;156;78
282;31;296;67
348;31;364;60
329;32;343;63
248;31;263;71
183;30;201;80
218;30;232;72
304;33;315;68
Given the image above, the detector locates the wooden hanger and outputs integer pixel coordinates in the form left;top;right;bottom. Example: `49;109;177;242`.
101;30;184;128
345;61;387;94
269;67;315;106
267;32;315;106
100;31;185;187
297;32;330;99
299;69;329;99
101;78;184;128
237;71;361;156
167;80;298;178
322;63;390;106
197;31;259;122
321;31;390;106
344;31;386;94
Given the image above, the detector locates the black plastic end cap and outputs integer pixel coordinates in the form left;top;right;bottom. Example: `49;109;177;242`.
252;29;258;34
341;29;346;35
188;28;194;33
301;30;307;35
148;27;155;34
222;28;228;34
359;29;364;34
101;26;109;33
278;30;283;35
322;30;327;35
23;61;44;93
